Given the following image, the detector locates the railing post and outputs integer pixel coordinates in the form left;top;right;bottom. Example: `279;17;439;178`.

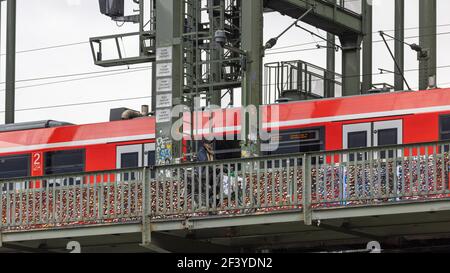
303;154;312;226
141;167;151;247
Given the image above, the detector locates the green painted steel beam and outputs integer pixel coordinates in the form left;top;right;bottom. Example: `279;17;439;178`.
419;0;437;90
394;0;405;91
313;200;450;221
361;0;372;94
241;0;263;157
150;232;239;253
264;0;363;36
154;0;184;164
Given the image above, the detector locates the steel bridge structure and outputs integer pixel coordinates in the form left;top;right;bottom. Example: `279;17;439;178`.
0;0;443;253
2;141;450;252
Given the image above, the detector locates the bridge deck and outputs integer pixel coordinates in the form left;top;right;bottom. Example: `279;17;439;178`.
2;141;450;252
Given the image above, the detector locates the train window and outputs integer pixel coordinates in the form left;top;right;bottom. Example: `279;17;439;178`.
44;149;85;175
147;151;155;167
214;139;241;160
377;129;397;146
0;154;30;179
0;154;30;192
186;137;241;160
348;131;367;148
377;129;398;159
440;115;450;140
262;127;325;156
121;152;139;168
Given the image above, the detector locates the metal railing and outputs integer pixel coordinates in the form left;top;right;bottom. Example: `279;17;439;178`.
2;141;450;231
264;60;342;104
0;169;145;231
308;142;450;207
337;0;362;14
90;31;156;67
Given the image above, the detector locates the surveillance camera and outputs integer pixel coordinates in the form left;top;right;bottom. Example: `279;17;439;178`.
214;30;227;47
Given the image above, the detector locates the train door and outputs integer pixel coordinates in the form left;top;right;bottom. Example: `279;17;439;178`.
116;143;155;180
117;144;143;181
342;120;403;199
343;120;403;152
144;143;156;178
373;120;403;147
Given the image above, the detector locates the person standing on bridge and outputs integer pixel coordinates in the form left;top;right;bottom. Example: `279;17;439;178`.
197;139;215;163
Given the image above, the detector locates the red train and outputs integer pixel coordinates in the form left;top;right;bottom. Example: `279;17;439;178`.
1;88;450;190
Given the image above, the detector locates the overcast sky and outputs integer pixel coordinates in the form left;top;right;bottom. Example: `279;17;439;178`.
0;0;448;125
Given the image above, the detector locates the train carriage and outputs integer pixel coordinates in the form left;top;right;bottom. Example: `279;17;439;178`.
1;88;450;190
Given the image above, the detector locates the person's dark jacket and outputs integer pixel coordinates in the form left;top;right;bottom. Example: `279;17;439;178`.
196;145;215;184
197;146;210;163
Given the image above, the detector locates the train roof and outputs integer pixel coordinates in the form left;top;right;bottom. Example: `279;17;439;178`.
1;88;450;153
0;117;155;154
0;120;74;133
262;88;450;127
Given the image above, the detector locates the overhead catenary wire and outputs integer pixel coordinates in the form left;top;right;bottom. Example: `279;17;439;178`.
0;65;151;85
1;19;448;57
0;67;151;92
267;26;450;52
1;4;448;114
0;96;153;113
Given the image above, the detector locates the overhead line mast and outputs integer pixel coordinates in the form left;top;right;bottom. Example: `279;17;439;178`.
5;0;16;124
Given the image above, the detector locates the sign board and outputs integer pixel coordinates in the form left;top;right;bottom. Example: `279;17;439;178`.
156;94;173;108
156;63;172;77
31;152;43;176
156;78;173;93
156;46;173;61
156;108;172;123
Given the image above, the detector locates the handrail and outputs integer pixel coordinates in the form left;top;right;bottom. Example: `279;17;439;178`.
0;167;145;185
153;140;450;170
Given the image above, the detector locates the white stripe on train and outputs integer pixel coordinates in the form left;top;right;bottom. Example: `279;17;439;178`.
0;134;155;154
1;104;450;154
184;105;450;134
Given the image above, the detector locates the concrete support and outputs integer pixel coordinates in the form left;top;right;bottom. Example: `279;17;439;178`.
340;34;362;96
154;0;184;165
361;0;372;94
394;0;404;91
419;0;437;90
241;0;263;157
5;0;16;124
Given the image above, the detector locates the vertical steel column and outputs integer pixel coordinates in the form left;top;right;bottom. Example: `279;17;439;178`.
325;0;336;98
148;0;157;115
394;0;404;91
326;34;335;98
419;0;437;90
340;34;362;96
155;0;184;164
361;0;372;94
209;0;224;107
241;0;263;157
5;0;16;124
151;62;156;114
